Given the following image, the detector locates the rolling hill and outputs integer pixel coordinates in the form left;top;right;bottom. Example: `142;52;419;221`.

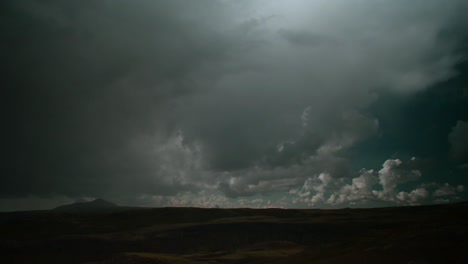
1;202;468;263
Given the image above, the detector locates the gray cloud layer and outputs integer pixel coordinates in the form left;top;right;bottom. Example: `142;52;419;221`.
2;0;467;209
449;120;468;161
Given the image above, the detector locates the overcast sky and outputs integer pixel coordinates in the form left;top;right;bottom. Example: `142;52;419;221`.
2;0;468;211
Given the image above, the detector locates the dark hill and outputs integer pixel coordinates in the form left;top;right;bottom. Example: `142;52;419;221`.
52;198;119;213
1;201;467;263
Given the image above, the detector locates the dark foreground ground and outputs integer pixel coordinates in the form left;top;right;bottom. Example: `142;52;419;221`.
1;202;468;264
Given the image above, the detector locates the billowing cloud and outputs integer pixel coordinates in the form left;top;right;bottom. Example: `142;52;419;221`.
433;183;464;197
376;158;422;199
287;158;463;207
396;188;430;205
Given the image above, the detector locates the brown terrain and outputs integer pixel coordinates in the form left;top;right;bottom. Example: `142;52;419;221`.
1;199;467;264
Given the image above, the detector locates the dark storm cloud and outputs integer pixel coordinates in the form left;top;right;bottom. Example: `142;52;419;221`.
2;0;468;209
2;0;243;198
449;121;468;161
278;29;334;46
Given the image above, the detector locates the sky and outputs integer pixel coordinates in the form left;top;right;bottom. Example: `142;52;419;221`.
2;0;468;211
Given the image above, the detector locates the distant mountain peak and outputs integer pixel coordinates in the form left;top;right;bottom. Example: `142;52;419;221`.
53;198;118;212
87;198;117;206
